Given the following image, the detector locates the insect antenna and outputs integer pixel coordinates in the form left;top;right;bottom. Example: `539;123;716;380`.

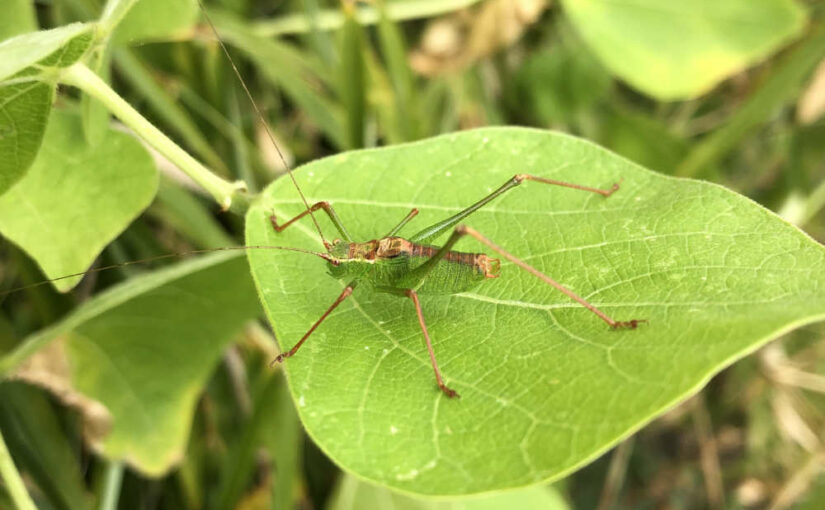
4;6;340;300
195;0;330;250
0;245;337;298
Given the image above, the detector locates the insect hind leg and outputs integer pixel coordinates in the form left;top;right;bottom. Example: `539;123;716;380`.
410;174;620;244
457;225;644;329
409;225;644;329
515;174;621;197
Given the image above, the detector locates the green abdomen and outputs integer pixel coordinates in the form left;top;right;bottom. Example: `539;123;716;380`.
406;255;487;294
330;253;488;294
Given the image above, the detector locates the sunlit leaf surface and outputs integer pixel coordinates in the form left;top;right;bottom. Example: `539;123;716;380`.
244;127;825;495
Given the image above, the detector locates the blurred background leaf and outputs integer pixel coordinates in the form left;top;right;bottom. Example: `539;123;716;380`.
560;0;809;100
0;109;158;291
7;252;259;476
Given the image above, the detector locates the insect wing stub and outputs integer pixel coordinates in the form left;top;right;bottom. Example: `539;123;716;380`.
325;236;500;294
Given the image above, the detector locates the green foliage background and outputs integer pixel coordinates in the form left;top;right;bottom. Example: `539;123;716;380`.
1;0;825;509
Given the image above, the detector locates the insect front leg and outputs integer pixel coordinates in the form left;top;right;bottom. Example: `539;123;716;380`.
270;201;353;243
270;282;357;365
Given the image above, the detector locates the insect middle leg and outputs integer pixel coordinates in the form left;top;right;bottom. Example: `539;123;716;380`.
408;226;645;329
406;289;459;398
376;286;459;398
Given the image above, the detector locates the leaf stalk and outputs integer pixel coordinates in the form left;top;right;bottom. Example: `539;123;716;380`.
60;62;251;214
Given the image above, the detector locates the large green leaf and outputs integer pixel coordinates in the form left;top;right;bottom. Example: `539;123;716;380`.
0;109;158;291
561;0;808;100
245;127;825;495
0;23;94;81
328;475;568;510
7;252;260;476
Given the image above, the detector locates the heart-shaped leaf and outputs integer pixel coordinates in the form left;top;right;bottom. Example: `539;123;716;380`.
245;127;825;495
7;252;260;476
0;109;158;291
561;0;808;100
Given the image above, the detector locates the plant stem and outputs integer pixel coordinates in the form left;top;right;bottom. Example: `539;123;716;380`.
60;62;251;214
98;462;124;510
0;429;37;510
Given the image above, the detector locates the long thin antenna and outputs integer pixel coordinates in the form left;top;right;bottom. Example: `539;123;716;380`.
0;245;336;297
195;0;329;249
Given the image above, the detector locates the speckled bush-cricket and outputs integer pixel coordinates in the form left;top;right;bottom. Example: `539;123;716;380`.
191;9;646;399
263;173;645;398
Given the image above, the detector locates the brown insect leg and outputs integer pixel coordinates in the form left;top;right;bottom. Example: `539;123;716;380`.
270;284;355;366
515;174;621;197
269;201;353;245
405;289;459;398
457;226;645;329
270;201;328;232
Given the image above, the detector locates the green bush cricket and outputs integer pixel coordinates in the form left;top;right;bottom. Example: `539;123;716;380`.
194;6;646;399
263;175;645;399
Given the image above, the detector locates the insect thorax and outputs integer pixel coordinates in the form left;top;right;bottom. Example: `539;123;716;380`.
326;237;500;294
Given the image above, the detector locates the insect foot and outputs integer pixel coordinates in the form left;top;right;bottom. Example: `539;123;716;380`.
268;212;280;230
605;178;624;197
440;384;460;399
269;352;291;367
610;319;648;330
